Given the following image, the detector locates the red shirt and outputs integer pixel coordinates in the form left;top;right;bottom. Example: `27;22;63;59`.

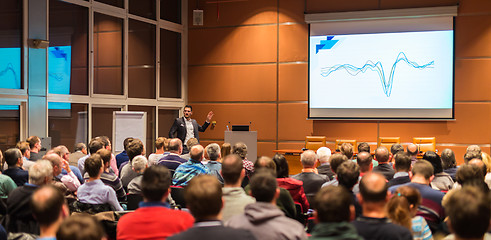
117;205;194;240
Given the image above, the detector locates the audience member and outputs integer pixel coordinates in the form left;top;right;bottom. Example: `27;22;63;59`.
391;143;404;156
157;138;187;175
352;172;412;240
180;138;199;160
52;145;84;184
388;152;412;188
273;154;309;212
169;175;256;240
423;151;454;191
16;141;35;171
407;143;419;164
127;155;149;195
358;142;371;153
204;143;223;184
31;185;69;239
221;143;232;159
226;170;307;240
232;142;254;179
148;137;167;166
292;150;327;201
7;160;53;234
356;151;373;177
172;145;210;187
88;149;126;202
0;150;16;198
116;137;133;169
120;138;144;188
117;165;194;239
443;164;489;206
465;145;481;154
78;138;104;175
96;136;118;175
43;153;80;193
68;142;87;167
253;157;296;219
310;186;362;240
27;136;42;161
221;154;255;222
336;161;362;216
389;160;445;233
77;154;123;211
482;152;491;189
387;186;433;240
316;147;334;179
57;215;105;240
441;148;457;182
372;146;395;181
463;150;481;163
3;148;29;186
340;143;354;160
443;187;491;240
321;153;349;187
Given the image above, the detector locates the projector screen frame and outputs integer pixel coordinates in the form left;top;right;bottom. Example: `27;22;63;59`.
306;8;456;121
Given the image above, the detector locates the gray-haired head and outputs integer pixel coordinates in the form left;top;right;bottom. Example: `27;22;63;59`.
317;147;332;164
29;160;53;186
132;155;148;173
301;150;317;168
205;143;221;161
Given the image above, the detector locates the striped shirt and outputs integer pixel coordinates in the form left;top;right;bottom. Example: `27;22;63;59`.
412;216;433;240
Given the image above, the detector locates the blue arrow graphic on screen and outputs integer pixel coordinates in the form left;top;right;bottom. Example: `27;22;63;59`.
320;52;434;97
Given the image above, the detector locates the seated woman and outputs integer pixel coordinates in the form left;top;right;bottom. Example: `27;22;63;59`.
423;151;454;191
387;186;433;240
272;154;309;212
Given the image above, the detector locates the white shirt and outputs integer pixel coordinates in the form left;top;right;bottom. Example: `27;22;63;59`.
184;118;195;145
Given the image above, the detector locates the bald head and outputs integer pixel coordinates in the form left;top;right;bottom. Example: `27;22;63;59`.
359;172;388;203
190;145;204;161
469;159;487;178
356;151;373;172
374;146;390;163
407;143;418;156
300;150;317;168
168;138;183;154
31;185;66;227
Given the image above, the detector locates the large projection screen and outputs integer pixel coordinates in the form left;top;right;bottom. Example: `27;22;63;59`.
308;9;455;120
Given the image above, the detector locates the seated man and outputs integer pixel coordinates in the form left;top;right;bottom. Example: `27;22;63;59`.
292;150;327;198
77;154;123;211
43;153;80;193
57;215;105;240
16;141;35;171
117;165;194;239
31;185;69;239
310;186;362;240
204;143;224;184
7;160;53;234
120;138;144;188
85;149;126;202
172;145;210;187
352;172;412;240
78;138;104;175
127;156;148;195
226;170;307;240
443;187;491;240
388;152;412;188
158;138;187;175
372;146;395;181
3;148;29;187
168;175;256;240
316;147;333;179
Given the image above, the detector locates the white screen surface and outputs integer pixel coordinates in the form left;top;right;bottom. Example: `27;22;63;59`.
309;30;454;119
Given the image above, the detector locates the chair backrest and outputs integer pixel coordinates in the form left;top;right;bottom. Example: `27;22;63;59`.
335;140;357;150
126;194;143;211
413;137;436;153
305;136;326;151
170;186;186;208
377;137;400;150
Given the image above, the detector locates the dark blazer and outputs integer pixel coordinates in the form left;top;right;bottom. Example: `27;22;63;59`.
168;117;210;143
372;163;395;181
3;167;28;187
291;172;328;195
317;164;335;180
388;175;411;188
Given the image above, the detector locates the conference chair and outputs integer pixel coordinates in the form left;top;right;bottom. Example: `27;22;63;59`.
377;137;400;150
335;139;357;150
305;136;326;151
413;137;436;153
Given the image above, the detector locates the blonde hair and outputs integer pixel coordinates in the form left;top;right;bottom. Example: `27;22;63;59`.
481;152;491;173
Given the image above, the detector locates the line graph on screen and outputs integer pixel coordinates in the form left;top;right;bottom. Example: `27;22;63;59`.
320;52;434;97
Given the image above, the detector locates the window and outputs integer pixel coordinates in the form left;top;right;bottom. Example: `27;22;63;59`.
0;0;23;90
160;29;181;98
48;103;88;152
128;20;156;99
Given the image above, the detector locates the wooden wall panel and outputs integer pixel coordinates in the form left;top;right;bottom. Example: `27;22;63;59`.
455;15;491;58
306;0;379;13
189;25;277;65
313;121;378;142
279;0;306;23
379;0;458;9
188;65;277;102
188;0;277;27
279;63;308;101
379;103;491;144
279;24;308;62
278;103;313;140
258;142;277;159
459;0;491;14
455;59;491;101
278;142;306;151
189;103;277;141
